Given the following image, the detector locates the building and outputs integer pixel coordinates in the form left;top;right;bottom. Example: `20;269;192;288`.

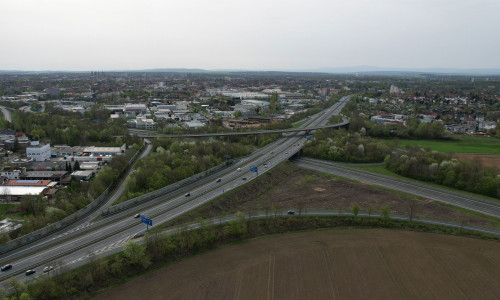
0;186;54;202
83;145;126;156
0;167;26;180
71;170;94;181
26;141;51;162
124;104;148;114
20;171;69;184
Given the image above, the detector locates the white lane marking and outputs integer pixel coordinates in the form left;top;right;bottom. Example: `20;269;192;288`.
66;234;135;265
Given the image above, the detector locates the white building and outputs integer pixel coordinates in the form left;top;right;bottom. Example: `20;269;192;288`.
26;141;51;162
0;167;26;180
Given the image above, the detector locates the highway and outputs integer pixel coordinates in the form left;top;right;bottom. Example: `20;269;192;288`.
293;157;500;218
0;96;350;285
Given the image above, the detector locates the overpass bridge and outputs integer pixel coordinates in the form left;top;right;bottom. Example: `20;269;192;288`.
128;119;349;138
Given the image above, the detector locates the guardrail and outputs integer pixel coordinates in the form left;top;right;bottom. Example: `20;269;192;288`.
101;158;237;216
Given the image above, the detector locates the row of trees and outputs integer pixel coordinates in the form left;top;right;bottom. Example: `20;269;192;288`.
385;146;499;198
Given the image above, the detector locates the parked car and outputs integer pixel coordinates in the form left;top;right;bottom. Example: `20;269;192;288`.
43;266;54;273
1;264;12;271
287;210;295;215
185;192;190;197
25;269;36;276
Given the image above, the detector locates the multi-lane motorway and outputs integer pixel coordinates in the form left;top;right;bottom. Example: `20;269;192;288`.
0;96;350;284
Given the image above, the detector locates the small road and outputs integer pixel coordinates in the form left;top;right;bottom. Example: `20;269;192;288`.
293;157;500;218
0;106;12;122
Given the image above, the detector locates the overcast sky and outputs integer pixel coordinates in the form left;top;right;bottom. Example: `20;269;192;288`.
1;0;499;71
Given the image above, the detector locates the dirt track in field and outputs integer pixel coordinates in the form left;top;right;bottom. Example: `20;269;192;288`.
94;229;500;300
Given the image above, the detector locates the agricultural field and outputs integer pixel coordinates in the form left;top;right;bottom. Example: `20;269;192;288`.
452;153;500;172
396;135;500;154
94;229;500;300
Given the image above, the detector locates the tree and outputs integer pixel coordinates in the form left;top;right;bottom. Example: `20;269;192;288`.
123;240;151;269
351;204;360;217
406;199;419;222
5;278;27;300
381;205;390;220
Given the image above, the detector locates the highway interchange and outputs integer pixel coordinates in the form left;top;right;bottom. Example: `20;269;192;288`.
1;93;500;286
0;96;349;285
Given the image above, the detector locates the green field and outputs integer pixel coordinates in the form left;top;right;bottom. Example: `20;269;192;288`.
394;135;500;153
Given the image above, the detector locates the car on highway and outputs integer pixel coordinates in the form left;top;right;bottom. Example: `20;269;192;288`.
1;264;12;271
134;214;141;218
185;192;190;197
25;269;36;276
285;152;288;154
237;168;241;172
287;210;295;215
242;177;247;180
271;151;274;154
43;266;54;273
216;178;221;182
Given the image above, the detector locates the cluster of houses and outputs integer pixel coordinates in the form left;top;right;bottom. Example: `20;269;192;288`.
103;87;322;130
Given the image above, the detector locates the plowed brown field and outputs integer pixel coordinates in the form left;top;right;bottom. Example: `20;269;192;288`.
452;154;500;172
93;229;500;300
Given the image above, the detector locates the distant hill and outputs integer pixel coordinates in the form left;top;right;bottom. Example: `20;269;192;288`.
1;66;500;75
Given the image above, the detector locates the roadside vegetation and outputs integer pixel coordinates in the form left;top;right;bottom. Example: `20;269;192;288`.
302;128;396;163
116;139;251;203
384;146;499;198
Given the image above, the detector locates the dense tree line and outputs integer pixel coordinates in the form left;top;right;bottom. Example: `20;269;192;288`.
302;128;395;163
10;104;133;146
385;146;499;198
119;139;251;201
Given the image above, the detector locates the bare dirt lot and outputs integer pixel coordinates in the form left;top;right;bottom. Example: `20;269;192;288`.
452;153;500;173
94;229;500;300
168;162;498;228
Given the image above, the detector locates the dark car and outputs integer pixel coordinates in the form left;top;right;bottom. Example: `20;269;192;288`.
287;210;295;215
134;214;141;218
185;192;190;197
242;177;247;180
1;264;12;271
25;269;36;276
